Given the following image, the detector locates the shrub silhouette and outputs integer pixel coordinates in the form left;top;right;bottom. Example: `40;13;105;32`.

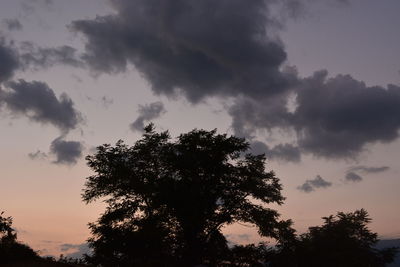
0;211;39;263
271;209;398;267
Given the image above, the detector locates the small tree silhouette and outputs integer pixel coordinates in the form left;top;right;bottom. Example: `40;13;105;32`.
0;211;39;263
271;209;398;267
83;125;291;266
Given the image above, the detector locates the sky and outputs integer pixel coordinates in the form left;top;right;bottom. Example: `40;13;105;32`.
0;0;399;258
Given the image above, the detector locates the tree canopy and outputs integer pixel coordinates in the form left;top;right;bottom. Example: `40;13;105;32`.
271;209;398;267
83;125;291;266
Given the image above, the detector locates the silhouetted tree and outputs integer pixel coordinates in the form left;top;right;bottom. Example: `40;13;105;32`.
0;212;16;243
0;211;39;263
270;209;398;267
83;125;291;266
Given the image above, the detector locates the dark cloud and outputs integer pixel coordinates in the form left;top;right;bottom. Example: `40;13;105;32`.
297;175;332;193
130;101;166;132
231;70;400;159
297;182;314;193
0;79;81;132
345;172;363;182
2;19;23;31
28;150;47;160
20;42;83;69
71;0;298;102
348;165;390;174
68;0;400;161
1;35;81;83
0;38;19;83
229;93;295;138
50;136;83;165
251;141;300;162
294;71;400;158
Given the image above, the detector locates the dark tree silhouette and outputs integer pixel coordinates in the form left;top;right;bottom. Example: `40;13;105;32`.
271;209;398;267
0;211;39;263
83;125;291;266
0;212;16;243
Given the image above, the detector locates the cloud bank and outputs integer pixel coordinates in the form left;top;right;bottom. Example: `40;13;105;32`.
67;0;400;162
71;0;298;103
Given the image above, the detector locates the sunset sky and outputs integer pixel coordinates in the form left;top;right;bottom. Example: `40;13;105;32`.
1;0;399;258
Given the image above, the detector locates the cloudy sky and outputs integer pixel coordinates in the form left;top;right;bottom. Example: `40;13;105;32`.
1;0;399;257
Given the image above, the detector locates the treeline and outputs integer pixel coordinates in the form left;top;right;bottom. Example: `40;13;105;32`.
1;126;398;266
1;209;397;266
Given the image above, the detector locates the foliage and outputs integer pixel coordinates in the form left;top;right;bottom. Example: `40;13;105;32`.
58;254;88;265
271;209;399;267
0;212;16;243
226;243;272;267
83;125;290;266
0;211;39;263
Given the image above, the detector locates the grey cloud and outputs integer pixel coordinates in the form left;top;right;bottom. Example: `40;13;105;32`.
0;38;19;83
230;70;400;159
294;71;400;158
345;172;363;182
130;101;166;132
2;19;23;31
348;165;390;174
229;93;295;138
50;137;83;165
270;143;301;162
69;0;399;161
61;243;91;259
71;0;297;102
297;182;314;193
1;35;82;84
251;141;300;162
28;150;47;160
20;42;83;69
297;175;332;193
308;175;332;188
60;243;82;252
0;79;81;132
